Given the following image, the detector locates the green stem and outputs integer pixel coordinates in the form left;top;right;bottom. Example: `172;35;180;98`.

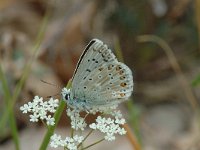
0;65;20;150
9;112;20;150
114;37;124;62
39;80;71;150
70;128;74;138
77;129;94;148
81;138;105;150
39;100;66;150
64;147;69;150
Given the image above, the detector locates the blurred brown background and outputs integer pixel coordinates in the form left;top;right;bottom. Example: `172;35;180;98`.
0;0;200;150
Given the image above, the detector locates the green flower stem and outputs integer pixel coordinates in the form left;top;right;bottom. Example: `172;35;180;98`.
126;100;141;144
39;80;71;150
64;147;69;150
114;37;124;62
70;128;74;138
81;138;105;150
0;65;20;150
77;129;94;148
39;100;66;150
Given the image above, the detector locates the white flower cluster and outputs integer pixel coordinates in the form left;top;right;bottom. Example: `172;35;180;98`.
20;96;59;126
50;134;84;150
66;108;126;142
67;108;87;131
89;115;126;141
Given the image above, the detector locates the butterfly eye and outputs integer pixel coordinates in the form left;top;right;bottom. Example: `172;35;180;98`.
65;94;68;100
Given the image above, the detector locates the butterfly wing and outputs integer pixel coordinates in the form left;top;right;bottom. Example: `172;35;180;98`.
78;62;133;106
70;39;133;109
71;39;117;95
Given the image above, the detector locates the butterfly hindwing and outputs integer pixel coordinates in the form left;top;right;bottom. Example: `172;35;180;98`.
77;62;133;106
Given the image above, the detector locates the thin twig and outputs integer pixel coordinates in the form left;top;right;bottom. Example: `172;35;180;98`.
40;79;62;89
81;138;105;150
77;129;94;148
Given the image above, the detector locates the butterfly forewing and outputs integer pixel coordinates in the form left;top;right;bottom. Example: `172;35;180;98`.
71;39;117;95
70;39;133;108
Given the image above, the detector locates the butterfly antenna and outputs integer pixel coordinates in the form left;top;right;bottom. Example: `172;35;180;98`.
40;79;62;98
46;93;60;98
40;79;62;89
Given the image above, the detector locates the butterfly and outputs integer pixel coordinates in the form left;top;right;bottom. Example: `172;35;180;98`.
61;39;133;111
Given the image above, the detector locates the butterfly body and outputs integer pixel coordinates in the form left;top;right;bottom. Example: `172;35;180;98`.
62;39;133;111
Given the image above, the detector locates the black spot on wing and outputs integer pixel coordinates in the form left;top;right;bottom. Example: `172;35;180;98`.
86;69;91;72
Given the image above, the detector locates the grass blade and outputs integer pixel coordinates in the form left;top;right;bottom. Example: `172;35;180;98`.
0;65;20;150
